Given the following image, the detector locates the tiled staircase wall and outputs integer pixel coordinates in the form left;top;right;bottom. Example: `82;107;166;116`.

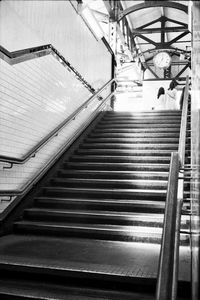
0;1;112;208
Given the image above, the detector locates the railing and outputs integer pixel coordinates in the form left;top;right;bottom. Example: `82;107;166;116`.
156;152;179;300
0;53;116;166
0;44;95;93
178;76;190;167
156;76;190;300
0;86;116;197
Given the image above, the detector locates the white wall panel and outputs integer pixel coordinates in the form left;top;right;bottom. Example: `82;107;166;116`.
0;56;91;158
0;0;112;89
0;97;108;190
0;0;112;211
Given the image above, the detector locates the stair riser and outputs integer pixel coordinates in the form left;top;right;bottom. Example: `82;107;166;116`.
24;210;189;230
50;180;167;190
102;116;181;120
95;124;180;129
57;171;169;181
75;150;172;157
24;212;164;227
89;133;180;138
0;265;158;293
84;138;179;144
62;163;170;172
93;128;180;133
79;144;178;150
97;121;181;126
14;224;163;244
42;188;166;201
14;224;189;246
68;156;171;164
35;199;166;213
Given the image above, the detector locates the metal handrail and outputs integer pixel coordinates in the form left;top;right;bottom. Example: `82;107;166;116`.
0;44;95;93
0;78;116;165
178;75;190;167
156;152;179;300
0;90;115;197
156;78;190;300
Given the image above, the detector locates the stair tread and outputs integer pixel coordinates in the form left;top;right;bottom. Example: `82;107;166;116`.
57;170;169;180
44;186;167;194
69;155;171;162
76;149;174;155
0;278;153;300
15;220;164;233
35;196;166;205
53;178;168;183
25;208;164;219
26;207;189;223
0;234;162;278
58;170;169;175
85;138;179;142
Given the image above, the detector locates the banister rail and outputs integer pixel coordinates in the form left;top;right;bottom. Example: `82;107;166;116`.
178;76;190;167
156;77;190;300
0;78;116;165
0;89;115;197
156;152;179;300
0;44;95;93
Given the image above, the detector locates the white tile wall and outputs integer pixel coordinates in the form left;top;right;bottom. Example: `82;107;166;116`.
0;56;92;158
0;0;112;89
0;0;112;211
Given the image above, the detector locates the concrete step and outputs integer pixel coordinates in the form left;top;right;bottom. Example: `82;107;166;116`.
98;120;181;125
84;137;179;144
35;197;166;213
75;149;173;156
42;187;166;201
105;111;181;116
96;123;180;129
14;221;189;245
93;128;180;133
102;115;181;120
14;220;164;243
57;170;169;180
24;208;189;230
79;143;178;150
50;178;168;190
24;208;165;227
62;162;170;172
89;132;180;138
0;277;154;300
69;155;171;164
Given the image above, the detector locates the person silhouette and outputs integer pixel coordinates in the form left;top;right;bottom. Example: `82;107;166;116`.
166;80;179;110
156;87;166;110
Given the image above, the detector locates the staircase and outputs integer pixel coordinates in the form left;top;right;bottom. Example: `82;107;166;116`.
0;110;190;299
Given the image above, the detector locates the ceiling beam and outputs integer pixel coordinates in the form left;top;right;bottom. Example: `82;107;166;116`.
166;31;190;46
136;17;162;30
118;1;188;21
132;26;188;35
174;63;191;79
143;62;160;79
135;34;158;47
164;17;188;28
137;40;191;45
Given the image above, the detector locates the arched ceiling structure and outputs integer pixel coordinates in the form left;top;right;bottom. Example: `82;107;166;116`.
104;0;191;80
81;0;191;80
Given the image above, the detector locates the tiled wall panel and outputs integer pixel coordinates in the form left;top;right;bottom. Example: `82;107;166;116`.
0;56;91;158
0;98;108;191
0;0;112;210
0;0;112;89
